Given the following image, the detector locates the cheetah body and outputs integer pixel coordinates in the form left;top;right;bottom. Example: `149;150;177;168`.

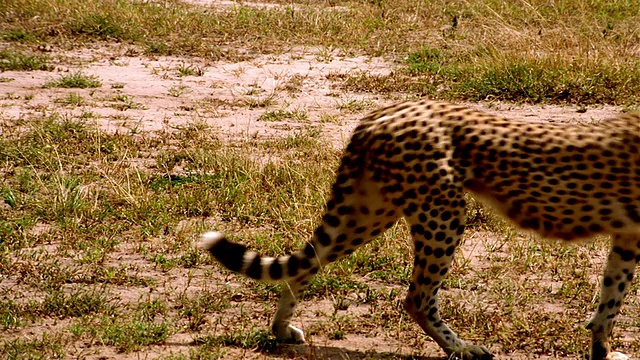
200;99;640;360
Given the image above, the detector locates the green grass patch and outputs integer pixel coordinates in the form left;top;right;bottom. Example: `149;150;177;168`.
71;314;172;352
1;332;66;359
37;289;112;318
0;288;112;329
333;46;640;105
105;94;145;110
175;290;232;331
54;92;85;106
257;109;308;122
176;63;205;77
44;71;101;89
1;28;39;42
405;47;640;105
0;49;51;71
0;298;29;329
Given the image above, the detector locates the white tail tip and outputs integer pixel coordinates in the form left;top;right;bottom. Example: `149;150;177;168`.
198;231;225;250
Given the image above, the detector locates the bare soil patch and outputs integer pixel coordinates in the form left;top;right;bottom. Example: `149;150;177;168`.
1;42;620;144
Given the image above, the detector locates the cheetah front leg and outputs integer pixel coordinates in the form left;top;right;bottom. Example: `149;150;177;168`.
587;234;639;360
403;194;493;360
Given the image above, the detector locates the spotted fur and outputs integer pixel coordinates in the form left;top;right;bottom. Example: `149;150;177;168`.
199;99;640;360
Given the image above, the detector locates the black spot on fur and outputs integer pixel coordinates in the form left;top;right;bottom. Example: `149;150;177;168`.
287;256;300;277
300;257;312;269
428;264;439;274
246;256;262;279
269;261;283;280
613;246;635;262
324;214;341;227
618;282;626;292
315;227;331;246
304;243;316;258
625;205;640;223
411;224;425;235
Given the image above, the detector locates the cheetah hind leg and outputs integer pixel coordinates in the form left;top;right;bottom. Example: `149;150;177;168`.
270;220;398;343
587;234;639;360
269;184;399;343
271;280;306;343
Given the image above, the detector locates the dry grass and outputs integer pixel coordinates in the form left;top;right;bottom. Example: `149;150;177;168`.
2;0;640;104
1;110;638;359
1;0;639;359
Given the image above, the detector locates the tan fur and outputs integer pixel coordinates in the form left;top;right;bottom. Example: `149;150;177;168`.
200;99;640;360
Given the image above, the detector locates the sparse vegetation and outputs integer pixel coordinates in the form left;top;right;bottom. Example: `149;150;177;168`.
0;0;639;358
0;49;51;71
1;28;39;42
1;108;637;358
242;94;277;109
257;109;308;122
44;71;102;89
177;63;205;77
105;93;146;110
331;47;640;105
168;85;189;97
54;92;85;106
1;0;639;104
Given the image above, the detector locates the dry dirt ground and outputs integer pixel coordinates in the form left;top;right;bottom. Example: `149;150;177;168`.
0;2;633;360
0;44;620;146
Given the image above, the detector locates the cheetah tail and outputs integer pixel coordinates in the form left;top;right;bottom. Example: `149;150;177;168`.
198;232;305;281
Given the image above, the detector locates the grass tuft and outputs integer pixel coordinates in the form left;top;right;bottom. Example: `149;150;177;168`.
0;49;51;71
44;71;102;89
38;289;112;319
1;28;39;42
405;47;640;105
257;109;308;122
71;315;172;352
1;333;66;359
54;92;85;106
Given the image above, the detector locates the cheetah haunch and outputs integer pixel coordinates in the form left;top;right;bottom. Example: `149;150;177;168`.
199;99;640;360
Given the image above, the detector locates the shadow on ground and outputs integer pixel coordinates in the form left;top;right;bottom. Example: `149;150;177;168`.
261;343;442;359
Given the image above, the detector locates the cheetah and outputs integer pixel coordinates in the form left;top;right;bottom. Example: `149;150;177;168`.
198;99;640;360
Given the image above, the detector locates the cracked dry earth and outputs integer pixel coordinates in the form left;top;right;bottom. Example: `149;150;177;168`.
1;2;637;360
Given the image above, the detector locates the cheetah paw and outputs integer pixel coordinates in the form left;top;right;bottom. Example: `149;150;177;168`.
274;324;305;344
448;344;493;360
605;352;629;360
